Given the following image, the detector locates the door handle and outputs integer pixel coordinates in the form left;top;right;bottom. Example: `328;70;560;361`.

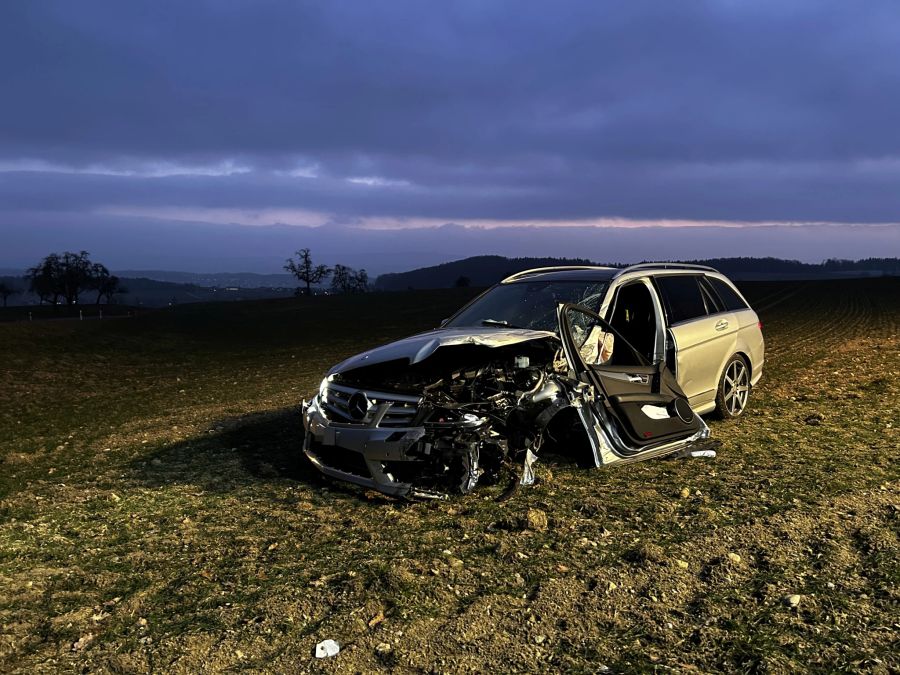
628;375;649;384
715;319;729;331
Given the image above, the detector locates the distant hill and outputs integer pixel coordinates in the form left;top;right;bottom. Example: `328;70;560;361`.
0;274;296;308
116;277;296;306
113;270;297;288
5;257;897;306
0;269;296;288
374;255;597;291
374;256;900;290
679;257;900;280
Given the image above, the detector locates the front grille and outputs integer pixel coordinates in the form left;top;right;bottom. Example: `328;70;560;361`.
321;382;420;427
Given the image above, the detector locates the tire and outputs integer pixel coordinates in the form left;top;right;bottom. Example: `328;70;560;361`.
714;354;751;418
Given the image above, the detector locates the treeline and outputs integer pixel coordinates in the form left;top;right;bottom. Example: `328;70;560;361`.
283;248;368;295
679;257;900;274
374;255;900;290
24;251;125;305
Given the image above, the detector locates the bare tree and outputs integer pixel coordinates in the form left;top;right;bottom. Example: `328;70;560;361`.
31;251;93;305
350;268;369;293
330;265;369;294
284;248;330;296
102;278;125;304
27;251;115;305
27;253;62;304
59;251;93;305
88;263;122;304
0;281;19;307
330;264;351;293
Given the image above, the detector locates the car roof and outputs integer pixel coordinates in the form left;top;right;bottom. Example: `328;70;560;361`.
501;263;720;284
502;267;620;284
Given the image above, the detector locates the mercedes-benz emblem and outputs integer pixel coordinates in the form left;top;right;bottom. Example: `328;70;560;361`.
347;391;371;420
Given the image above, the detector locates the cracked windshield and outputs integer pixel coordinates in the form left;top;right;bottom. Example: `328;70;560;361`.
446;280;608;332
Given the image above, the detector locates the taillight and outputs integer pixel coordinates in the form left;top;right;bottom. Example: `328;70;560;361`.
758;320;763;331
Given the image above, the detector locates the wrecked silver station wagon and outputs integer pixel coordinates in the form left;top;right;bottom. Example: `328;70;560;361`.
302;263;761;498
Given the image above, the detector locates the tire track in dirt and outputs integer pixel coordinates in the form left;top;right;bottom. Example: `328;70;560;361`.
761;283;889;374
769;291;852;358
761;290;831;364
753;282;810;314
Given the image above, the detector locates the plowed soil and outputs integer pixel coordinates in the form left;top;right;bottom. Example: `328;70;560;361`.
1;279;898;673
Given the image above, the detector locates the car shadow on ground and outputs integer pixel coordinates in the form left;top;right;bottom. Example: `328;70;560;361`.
128;406;404;504
127;406;599;500
128;406;327;492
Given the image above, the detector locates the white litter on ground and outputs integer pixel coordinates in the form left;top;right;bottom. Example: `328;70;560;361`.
315;639;340;658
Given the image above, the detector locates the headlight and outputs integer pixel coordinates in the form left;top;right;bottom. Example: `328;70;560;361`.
318;376;329;399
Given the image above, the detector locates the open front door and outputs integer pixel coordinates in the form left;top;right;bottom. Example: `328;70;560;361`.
558;303;708;466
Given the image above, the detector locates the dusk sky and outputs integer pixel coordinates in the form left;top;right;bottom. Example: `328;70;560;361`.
2;1;899;274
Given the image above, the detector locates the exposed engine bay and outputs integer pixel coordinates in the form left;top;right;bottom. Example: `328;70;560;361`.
303;335;586;498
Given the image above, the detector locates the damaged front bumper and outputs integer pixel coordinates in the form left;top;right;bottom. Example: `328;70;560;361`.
302;394;451;499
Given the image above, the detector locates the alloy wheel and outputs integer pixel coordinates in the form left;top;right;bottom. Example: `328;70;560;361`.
723;359;749;415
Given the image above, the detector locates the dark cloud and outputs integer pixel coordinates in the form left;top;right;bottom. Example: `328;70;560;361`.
1;0;899;266
2;158;900;223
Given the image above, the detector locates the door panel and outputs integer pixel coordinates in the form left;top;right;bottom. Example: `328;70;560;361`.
559;303;703;453
669;313;737;405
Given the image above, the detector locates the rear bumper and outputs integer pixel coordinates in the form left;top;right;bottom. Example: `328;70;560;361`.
750;352;764;387
749;329;765;386
301;395;438;498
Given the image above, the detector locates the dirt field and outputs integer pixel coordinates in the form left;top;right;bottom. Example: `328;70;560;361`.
1;279;898;673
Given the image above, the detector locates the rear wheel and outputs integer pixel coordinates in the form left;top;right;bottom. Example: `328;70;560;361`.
715;355;750;418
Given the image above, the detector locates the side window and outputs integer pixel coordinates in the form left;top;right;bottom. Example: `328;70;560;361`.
707;277;749;311
655;276;707;324
698;277;723;314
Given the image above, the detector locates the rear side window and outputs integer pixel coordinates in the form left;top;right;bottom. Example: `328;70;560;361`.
655;276;707;324
698;277;723;314
707;277;749;311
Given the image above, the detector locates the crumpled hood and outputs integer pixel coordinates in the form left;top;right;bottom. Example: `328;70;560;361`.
328;326;558;374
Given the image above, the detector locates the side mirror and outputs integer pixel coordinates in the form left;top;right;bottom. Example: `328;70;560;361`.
439;318;449;327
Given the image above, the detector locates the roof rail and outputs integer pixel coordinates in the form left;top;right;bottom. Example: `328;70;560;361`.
612;262;718;278
501;265;613;283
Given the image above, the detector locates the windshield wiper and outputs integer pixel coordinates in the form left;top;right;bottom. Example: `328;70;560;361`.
481;318;526;329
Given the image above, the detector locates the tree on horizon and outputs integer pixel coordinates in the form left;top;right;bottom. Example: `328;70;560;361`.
284;248;330;296
27;251;94;305
89;263;124;304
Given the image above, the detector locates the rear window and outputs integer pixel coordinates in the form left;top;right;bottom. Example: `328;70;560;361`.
655;276;707;324
707;277;749;311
